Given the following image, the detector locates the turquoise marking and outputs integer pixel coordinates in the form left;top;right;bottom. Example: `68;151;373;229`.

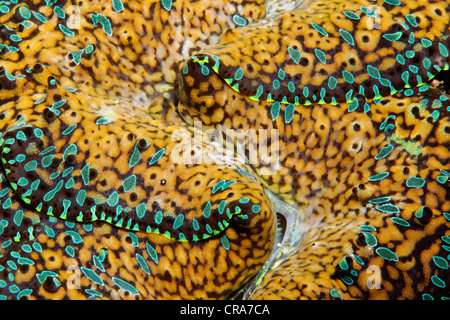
406;177;426;188
342;10;360;20
146;243;158;264
58;24;74;37
383;32;402;42
149;148;165;165
155;211;163;224
233;14;247;26
234;67;244;80
112;0;124;12
43;180;64;202
311;22;328;36
376;247;399;261
136;253;150;275
161;0;172;10
375;144;394;160
339;29;354;46
314;49;327;63
271;101;280;121
129;144;141;168
90;13;113;36
288;47;302;64
173;214;184;230
81;267;104;286
376;204;401;214
439;43;449;57
81;163;90;186
107;191;119;207
273;79;280;90
122;175;136;193
285;103;295;123
368;172;390;181
53;5;65;18
203;202;211;218
342;70;354;84
220;235;230;250
136;203;146;219
76;190;86;206
328;76;337;90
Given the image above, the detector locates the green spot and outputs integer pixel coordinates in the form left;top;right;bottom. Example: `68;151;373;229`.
315;49;326;64
203;202;212;218
43;180;63;202
65;231;83;244
136;202;146;219
311;22;328;37
343;70;354;84
363;232;378;247
368;172;389;181
146;243;158;264
383;31;403;42
339;29;354;45
53;5;65;18
431;275;446;288
136;254;150;275
58;24;74;37
288;47;302;64
129;144;141;168
149;148;165;165
284;103;295;123
111;0;124;12
81;163;90;186
390;217;410;227
342;10;360;20
232;14;247;26
234;67;244;80
328;76;337;90
81;267;104;286
112;277;139;295
406;177;426;188
375;144;394;160
377;204;400;214
271;101;280;121
376;247;398;261
154;210;163;224
122;175;136;193
220;235;230;250
433;256;449;269
439;43;449;58
91;13;113;36
173;214;184;230
24;160;37;172
369;197;391;204
107;191;119;207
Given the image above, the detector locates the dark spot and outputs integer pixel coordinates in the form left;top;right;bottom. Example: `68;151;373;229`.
137;138;149;150
32;63;43;73
42;277;59;293
65;154;77;165
129;192;138;202
89;169;98;180
356;232;367;246
43;108;57;123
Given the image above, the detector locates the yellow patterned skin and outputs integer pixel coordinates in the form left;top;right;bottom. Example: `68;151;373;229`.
0;0;449;300
179;0;450;299
0;0;275;299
